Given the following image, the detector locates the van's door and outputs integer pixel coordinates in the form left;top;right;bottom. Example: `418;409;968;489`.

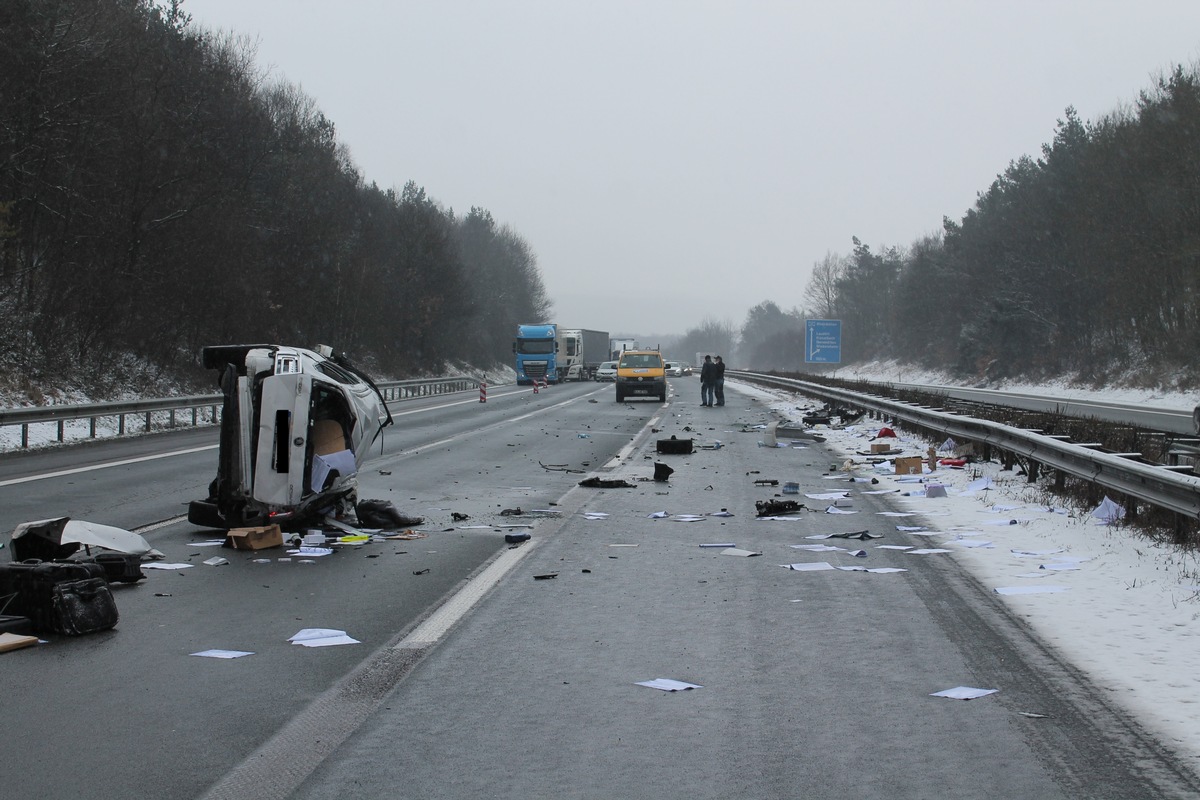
252;372;312;507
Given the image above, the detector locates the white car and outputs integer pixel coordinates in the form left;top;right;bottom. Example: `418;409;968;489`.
594;361;618;381
663;361;684;377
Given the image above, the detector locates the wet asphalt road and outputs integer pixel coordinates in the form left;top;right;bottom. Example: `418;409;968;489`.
2;380;1197;799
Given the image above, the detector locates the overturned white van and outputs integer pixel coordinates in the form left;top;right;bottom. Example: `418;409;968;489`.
188;344;392;530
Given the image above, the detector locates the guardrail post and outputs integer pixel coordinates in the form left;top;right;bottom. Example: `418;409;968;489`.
192;407;198;426
57;420;64;443
1026;461;1040;483
145;411;152;432
21;423;28;449
169;409;176;428
119;414;126;435
90;417;97;439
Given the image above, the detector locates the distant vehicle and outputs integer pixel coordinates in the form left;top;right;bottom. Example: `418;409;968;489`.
557;328;609;381
681;363;694;375
188;344;392;530
514;323;558;385
663;361;684;377
595;361;618;381
565;363;585;381
610;337;638;361
615;350;666;402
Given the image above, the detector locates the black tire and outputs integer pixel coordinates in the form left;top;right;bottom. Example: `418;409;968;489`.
615;388;624;402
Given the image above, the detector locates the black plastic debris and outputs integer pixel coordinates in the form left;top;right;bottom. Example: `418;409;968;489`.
533;573;558;580
505;532;531;544
656;436;693;455
357;499;424;528
756;499;806;517
451;512;470;522
827;530;883;540
579;477;636;488
499;508;523;516
754;479;779;486
653;462;674;482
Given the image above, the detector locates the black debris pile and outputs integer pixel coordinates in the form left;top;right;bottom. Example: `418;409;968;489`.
756;499;806;517
356;499;424;529
579;477;636;489
653;462;674;482
827;530;882;540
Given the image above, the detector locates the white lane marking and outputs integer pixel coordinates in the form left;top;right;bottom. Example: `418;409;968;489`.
0;445;219;487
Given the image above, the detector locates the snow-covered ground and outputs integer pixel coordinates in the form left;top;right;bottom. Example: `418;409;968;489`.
739;374;1200;775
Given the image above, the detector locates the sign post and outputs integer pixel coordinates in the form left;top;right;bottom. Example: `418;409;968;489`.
805;320;842;364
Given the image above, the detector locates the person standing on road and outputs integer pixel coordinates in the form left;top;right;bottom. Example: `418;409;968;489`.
699;355;715;407
713;355;726;406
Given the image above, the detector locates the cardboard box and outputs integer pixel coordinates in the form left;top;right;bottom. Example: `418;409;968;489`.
894;456;924;475
870;443;892;454
226;524;284;550
312;419;347;456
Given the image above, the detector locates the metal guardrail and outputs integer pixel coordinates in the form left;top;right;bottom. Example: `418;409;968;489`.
733;371;1200;521
0;377;482;449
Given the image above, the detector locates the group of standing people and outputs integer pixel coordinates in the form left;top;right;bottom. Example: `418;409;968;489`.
699;354;725;407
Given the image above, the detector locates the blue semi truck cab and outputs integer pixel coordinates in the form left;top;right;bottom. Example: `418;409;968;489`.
514;323;558;385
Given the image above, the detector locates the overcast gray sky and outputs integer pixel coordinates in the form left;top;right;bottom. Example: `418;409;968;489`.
183;0;1200;339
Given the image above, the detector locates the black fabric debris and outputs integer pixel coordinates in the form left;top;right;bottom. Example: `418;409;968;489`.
356;499;424;528
579;477;636;489
756;499;807;517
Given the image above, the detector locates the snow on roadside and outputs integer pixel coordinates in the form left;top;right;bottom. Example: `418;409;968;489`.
737;378;1200;773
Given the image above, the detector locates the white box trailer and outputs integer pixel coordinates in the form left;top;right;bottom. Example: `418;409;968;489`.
558;328;610;380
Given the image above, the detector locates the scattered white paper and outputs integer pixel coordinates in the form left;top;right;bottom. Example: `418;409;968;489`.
908;548;951;555
189;539;227;547
791;544;847;552
757;516;806;522
672;515;706;522
951;539;994;549
1012;549;1064;558
931;686;998;700
876;545;913;550
636;678;701;692
878;511;920;517
608;543;639;547
782;562;836;571
721;548;762;557
202;557;229;566
1039;562;1081;571
862;488;900;495
287;546;334;557
994;585;1070;595
142;563;194;570
647;511;669;519
706;511;735;517
896;525;927;532
288;628;361;647
806;491;850;500
583;512;609;520
191;649;254;659
825;506;858;515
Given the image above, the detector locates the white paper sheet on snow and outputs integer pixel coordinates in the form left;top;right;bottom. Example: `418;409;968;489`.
907;548;951;555
781;562;835;571
1091;496;1126;524
142;562;195;570
721;548;761;557
825;506;858;515
896;525;927;532
994;585;1070;595
876;545;913;550
806;491;850;500
959;477;993;495
983;518;1027;526
636;678;701;692
191;649;254;659
790;544;847;552
672;515;706;522
1012;549;1064;557
289;628;361;647
931;686;998;700
583;512;609;519
647;511;669;519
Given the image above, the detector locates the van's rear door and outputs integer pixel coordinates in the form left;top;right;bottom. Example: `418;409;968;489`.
251;372;312;507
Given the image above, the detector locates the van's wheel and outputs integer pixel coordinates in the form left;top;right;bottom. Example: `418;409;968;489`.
615;388;624;402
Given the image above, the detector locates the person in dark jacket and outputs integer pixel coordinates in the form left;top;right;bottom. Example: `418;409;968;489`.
699;355;715;407
713;355;726;406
